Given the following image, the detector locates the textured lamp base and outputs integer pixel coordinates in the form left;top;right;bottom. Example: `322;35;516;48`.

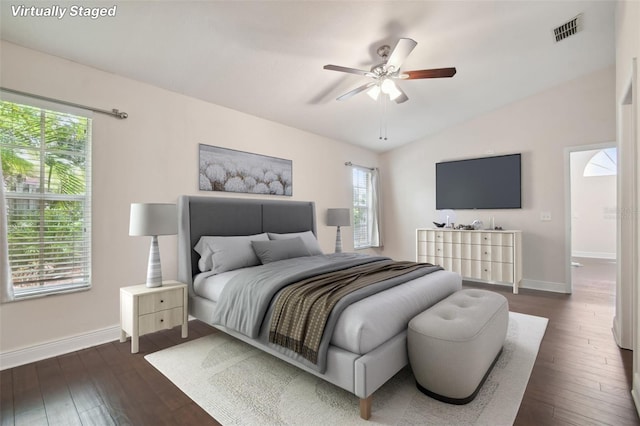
146;235;163;288
335;226;343;253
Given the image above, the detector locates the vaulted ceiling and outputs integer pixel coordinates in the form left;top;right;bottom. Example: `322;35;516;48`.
0;1;615;152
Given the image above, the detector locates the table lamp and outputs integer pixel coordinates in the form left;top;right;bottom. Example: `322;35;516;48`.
327;208;351;253
129;203;177;287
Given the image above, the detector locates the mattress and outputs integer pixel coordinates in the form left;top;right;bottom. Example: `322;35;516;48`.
194;268;461;355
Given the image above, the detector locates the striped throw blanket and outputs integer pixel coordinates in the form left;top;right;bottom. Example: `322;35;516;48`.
269;260;438;364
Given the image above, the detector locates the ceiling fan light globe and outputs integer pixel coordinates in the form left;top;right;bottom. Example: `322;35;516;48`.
367;85;381;100
380;78;395;93
388;87;402;101
381;79;402;100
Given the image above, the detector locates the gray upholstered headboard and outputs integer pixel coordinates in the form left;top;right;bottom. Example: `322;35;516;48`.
177;195;317;286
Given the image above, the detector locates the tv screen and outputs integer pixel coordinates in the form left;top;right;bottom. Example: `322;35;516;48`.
436;154;521;210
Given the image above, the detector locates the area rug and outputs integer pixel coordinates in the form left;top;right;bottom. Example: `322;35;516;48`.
146;312;547;425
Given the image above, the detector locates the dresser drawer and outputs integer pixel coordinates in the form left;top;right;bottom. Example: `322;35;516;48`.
138;307;184;334
480;245;514;263
138;287;183;315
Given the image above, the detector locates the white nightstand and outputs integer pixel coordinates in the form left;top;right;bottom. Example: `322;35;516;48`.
120;280;188;353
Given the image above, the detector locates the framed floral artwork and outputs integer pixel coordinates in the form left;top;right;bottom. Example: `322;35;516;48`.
198;144;292;196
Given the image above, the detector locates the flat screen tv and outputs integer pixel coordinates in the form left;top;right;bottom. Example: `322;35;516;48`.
436;154;521;210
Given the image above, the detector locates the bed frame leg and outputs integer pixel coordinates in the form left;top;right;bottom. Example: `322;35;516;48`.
360;396;372;420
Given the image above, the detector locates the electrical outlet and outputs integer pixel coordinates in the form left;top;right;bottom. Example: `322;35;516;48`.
540;211;552;221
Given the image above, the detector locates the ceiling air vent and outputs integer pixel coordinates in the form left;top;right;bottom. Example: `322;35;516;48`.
553;14;583;42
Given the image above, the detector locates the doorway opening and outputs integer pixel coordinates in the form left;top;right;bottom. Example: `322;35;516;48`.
568;144;617;295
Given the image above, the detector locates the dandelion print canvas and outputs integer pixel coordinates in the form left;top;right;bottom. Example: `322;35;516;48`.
199;144;293;196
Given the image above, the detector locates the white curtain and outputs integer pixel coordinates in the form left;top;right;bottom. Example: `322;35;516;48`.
0;158;14;302
369;168;383;248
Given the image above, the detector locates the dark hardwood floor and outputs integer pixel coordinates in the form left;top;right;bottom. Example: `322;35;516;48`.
1;320;220;426
504;258;639;426
1;258;638;425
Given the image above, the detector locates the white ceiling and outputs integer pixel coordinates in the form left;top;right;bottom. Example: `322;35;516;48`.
0;1;615;152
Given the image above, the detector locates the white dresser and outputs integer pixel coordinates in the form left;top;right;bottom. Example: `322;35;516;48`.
416;228;523;293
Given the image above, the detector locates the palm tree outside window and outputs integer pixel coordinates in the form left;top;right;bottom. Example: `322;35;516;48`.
0;98;92;300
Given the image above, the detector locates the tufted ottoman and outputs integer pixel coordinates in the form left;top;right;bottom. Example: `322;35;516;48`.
407;289;508;404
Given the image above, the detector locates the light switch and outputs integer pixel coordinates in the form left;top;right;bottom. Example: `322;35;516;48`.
540;211;552;221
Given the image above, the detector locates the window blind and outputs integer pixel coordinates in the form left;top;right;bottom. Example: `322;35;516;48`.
1;100;92;297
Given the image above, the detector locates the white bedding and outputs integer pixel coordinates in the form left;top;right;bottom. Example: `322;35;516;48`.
194;268;461;355
193;268;252;302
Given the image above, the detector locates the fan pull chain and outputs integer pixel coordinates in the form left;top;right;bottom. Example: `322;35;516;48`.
378;94;388;141
383;96;388;141
378;95;383;140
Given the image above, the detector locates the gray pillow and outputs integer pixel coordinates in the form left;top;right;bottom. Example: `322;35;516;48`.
194;233;269;273
251;237;311;264
267;231;323;255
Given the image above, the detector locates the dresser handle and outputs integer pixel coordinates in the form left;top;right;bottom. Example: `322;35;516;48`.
160;299;164;303
160;319;164;323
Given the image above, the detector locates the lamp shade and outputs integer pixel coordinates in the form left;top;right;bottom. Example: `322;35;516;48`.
129;203;177;236
327;208;351;227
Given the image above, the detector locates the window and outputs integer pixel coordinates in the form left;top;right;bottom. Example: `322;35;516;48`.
1;99;91;298
584;148;617;177
352;167;381;249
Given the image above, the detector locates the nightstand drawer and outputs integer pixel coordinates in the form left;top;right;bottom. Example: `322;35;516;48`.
138;288;183;315
139;307;184;334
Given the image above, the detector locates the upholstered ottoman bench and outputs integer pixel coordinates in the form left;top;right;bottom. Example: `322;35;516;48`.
407;289;508;404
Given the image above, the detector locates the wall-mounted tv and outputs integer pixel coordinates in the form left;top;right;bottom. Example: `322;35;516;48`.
436;153;522;210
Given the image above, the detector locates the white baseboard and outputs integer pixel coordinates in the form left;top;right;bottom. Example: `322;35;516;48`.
572;251;616;260
612;315;633;350
463;278;571;294
0;325;121;371
520;278;572;294
0;316;200;371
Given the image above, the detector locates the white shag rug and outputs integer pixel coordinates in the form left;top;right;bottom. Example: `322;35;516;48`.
146;312;547;426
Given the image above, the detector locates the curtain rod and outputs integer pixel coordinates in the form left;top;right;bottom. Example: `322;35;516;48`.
1;87;128;119
345;161;375;171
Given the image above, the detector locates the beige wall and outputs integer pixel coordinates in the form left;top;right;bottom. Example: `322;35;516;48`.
570;149;616;259
0;41;378;353
0;38;622;359
379;66;616;292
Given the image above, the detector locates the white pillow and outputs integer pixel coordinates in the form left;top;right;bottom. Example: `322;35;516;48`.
194;233;269;273
267;231;323;256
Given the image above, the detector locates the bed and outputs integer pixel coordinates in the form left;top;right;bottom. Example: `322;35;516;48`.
177;195;461;419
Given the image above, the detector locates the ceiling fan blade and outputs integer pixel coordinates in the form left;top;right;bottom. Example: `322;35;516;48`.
402;67;457;79
336;82;377;101
394;86;409;104
324;64;373;77
386;38;418;72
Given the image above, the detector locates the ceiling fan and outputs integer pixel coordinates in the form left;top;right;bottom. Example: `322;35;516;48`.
324;38;456;104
